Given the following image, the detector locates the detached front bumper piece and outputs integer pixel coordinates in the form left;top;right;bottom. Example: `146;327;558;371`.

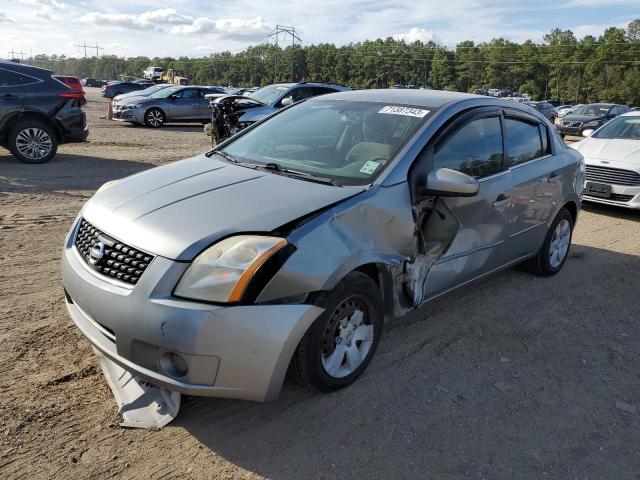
94;347;180;428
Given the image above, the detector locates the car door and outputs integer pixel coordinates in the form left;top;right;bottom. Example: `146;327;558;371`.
501;110;559;258
421;109;514;300
0;68;26;126
168;88;200;120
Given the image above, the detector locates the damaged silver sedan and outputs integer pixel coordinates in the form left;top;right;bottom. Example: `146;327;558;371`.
61;89;584;426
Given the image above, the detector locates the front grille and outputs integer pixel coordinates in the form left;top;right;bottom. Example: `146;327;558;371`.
585;193;635;203
74;219;154;285
563;120;582;128
585;165;640;186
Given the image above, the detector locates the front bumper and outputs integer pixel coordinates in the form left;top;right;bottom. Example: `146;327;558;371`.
583;189;640;209
111;107;144;123
61;220;323;401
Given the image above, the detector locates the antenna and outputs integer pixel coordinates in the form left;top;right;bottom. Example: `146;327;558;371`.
267;25;301;82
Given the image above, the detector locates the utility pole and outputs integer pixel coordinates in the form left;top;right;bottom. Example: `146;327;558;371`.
75;42;89;58
8;49;25;61
93;43;104;58
267;25;301;82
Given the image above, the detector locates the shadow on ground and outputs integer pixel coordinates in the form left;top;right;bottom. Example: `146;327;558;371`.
176;244;640;479
582;201;640;222
0;152;152;194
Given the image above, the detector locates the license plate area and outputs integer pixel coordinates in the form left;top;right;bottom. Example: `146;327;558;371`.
585;181;612;198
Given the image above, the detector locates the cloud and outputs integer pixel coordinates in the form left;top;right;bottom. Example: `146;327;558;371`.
171;17;272;40
0;12;15;23
393;27;436;44
78;8;193;31
17;0;68;10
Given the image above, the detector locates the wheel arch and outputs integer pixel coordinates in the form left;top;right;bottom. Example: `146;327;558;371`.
3;111;63;142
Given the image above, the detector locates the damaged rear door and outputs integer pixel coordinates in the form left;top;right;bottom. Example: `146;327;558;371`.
410;108;513;302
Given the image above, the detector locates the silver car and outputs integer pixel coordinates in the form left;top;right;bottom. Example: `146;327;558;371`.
62;90;583;422
112;85;227;127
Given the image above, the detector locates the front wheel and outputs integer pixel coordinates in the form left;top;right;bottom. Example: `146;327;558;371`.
290;272;383;393
524;208;574;276
7;120;58;164
144;108;165;128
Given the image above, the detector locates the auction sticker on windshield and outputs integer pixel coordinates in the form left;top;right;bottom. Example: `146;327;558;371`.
379;106;430;118
359;160;381;174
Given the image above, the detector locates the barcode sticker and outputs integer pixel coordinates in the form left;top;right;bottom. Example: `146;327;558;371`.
379;106;430;118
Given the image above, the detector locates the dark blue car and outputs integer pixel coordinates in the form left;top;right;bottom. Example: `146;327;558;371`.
101;81;149;99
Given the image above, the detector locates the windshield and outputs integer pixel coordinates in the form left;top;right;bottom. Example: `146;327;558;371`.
249;84;290;104
221;100;430;185
150;86;182;98
572;105;610;116
593;116;640;140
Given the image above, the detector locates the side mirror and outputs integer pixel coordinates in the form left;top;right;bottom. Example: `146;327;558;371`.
582;129;595;137
420;168;479;197
280;96;294;107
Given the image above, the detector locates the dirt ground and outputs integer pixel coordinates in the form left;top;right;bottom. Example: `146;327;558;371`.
1;88;639;480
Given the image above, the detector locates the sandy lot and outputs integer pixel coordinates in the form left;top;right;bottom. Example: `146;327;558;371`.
1;88;639;479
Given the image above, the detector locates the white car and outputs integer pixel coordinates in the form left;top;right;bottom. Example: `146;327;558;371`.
571;111;640;209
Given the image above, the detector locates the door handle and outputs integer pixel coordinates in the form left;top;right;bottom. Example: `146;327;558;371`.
548;171;561;182
492;193;511;207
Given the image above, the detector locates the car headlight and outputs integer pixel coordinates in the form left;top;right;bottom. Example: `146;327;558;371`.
585;120;600;127
174;235;288;303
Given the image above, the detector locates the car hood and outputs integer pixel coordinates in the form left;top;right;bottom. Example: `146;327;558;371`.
562;114;606;123
572;137;640;166
117;96;158;106
114;92;149;102
82;154;364;260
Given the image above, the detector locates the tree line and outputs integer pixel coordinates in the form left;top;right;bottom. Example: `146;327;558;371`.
26;19;640;105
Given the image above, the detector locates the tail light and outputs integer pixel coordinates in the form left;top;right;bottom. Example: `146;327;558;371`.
54;75;86;106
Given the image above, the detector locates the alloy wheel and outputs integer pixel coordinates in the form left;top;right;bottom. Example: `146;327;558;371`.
15;127;52;161
321;296;374;378
147;110;163;127
549;218;571;268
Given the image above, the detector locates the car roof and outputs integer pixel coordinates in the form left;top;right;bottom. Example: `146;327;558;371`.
620;110;640;117
0;60;52;75
308;88;482;108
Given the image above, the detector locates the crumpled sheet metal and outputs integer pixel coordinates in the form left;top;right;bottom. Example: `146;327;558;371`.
94;347;181;429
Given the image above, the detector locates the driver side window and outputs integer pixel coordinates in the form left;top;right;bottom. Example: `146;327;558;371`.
433;116;504;178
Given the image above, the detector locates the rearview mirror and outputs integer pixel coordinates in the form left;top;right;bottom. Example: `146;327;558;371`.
582;129;595;137
281;96;294;107
420;168;479;197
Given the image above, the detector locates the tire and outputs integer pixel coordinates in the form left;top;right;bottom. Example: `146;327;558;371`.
7;120;58;164
144;108;165;128
524;208;574;276
290;272;384;393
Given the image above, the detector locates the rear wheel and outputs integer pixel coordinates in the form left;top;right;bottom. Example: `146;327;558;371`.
290;272;383;393
7;120;58;164
144;108;165;128
524;208;573;276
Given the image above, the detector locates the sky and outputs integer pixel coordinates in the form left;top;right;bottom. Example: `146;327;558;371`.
1;0;639;58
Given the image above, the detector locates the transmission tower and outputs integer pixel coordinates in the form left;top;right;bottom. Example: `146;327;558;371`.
267;25;301;83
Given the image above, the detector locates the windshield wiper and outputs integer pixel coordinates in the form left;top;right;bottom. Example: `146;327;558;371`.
262;162;337;186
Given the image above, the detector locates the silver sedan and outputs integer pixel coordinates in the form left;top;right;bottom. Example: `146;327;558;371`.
112;85;226;127
62;89;584;427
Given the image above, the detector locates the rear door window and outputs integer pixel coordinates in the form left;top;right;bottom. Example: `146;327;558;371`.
505;118;544;166
0;68;38;87
433;116;504;178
